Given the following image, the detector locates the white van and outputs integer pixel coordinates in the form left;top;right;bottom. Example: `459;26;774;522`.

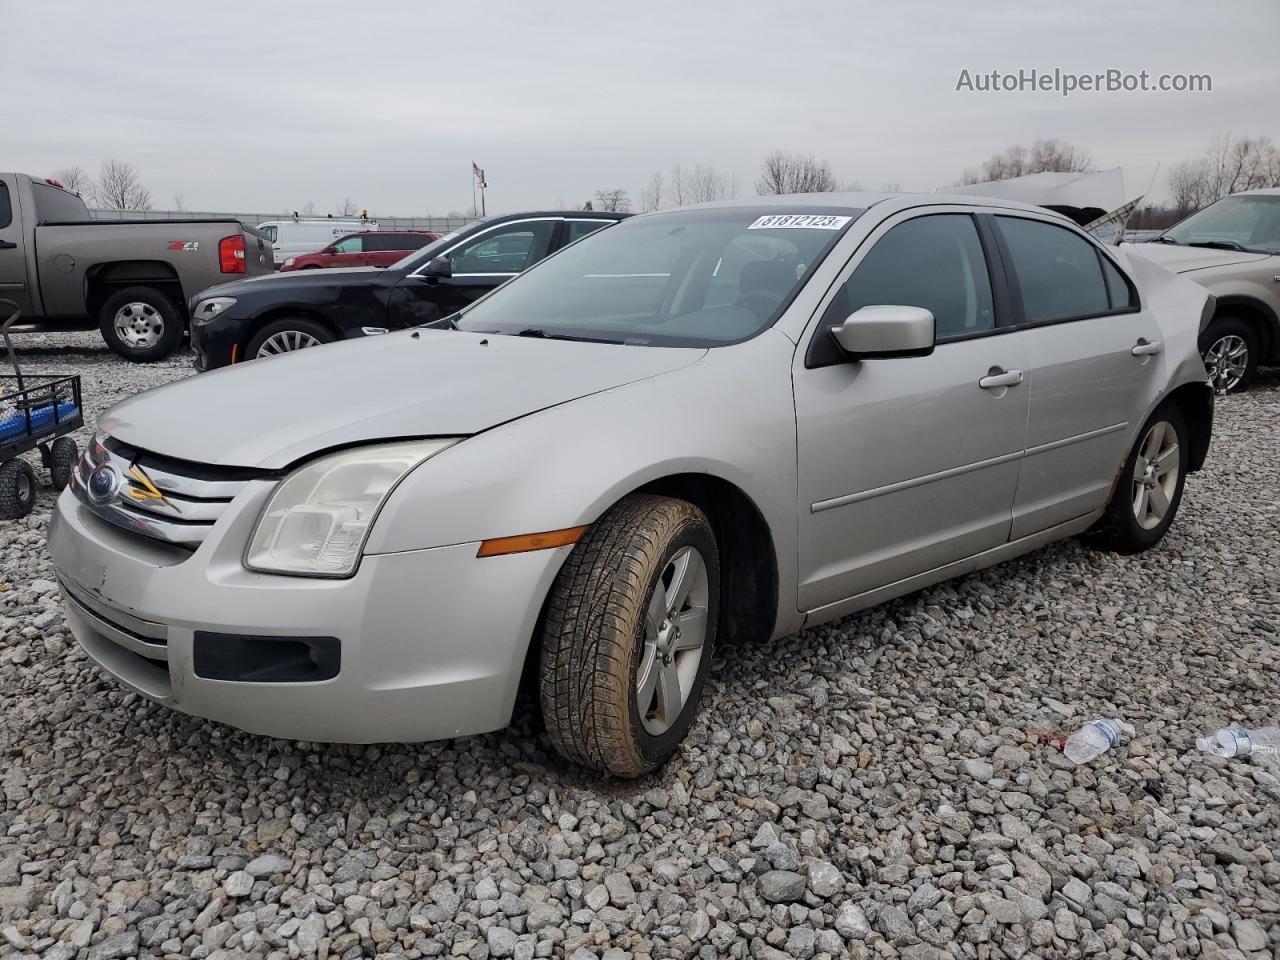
255;218;380;268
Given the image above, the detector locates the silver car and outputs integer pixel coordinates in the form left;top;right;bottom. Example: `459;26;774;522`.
1126;188;1280;392
48;193;1214;777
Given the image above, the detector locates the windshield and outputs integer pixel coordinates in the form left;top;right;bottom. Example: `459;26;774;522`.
455;208;859;346
1162;194;1280;254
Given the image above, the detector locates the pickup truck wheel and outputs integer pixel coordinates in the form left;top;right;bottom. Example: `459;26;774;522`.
99;287;183;362
1199;315;1258;393
246;318;336;360
0;459;36;520
540;494;719;778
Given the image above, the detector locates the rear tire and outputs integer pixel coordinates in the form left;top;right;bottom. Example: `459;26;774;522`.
98;286;184;362
540;494;719;777
0;459;36;520
1090;402;1189;554
245;318;336;360
50;437;78;491
1199;314;1259;393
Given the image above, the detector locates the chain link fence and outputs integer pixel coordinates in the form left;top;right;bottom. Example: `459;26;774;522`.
88;209;481;234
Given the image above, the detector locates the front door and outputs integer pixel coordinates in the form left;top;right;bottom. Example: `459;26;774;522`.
388;218;560;328
991;214;1166;538
794;211;1029;612
0;178;33;317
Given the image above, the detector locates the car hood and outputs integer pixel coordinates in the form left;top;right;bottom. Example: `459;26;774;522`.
198;267;390;299
1123;242;1270;274
99;329;706;469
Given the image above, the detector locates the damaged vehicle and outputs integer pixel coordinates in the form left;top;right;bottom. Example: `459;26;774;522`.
49;193;1213;777
1125;188;1280;392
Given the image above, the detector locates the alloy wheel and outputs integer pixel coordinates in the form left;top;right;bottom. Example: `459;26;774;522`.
636;545;710;735
1203;334;1248;393
256;330;323;358
113;302;164;349
1131;420;1180;530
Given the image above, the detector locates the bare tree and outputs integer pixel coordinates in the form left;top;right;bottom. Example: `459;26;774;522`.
668;164;688;207
1168;158;1211;217
335;197;358;217
755;150;837;195
686;164;738;203
639;171;665;212
172;193;186;211
302;201;317;216
593;188;632;212
1166;135;1280;216
96;158;152;210
53;165;93;199
961;139;1091;184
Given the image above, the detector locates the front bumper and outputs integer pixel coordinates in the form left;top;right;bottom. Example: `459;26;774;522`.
189;313;252;371
48;487;566;743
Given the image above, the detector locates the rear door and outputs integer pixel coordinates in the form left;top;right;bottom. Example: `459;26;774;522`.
0;177;32;315
991;213;1165;538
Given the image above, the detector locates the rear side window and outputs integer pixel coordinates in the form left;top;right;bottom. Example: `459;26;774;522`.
31;182;89;223
1101;255;1137;310
996;217;1109;323
822;214;995;339
566;220;610;243
0;183;10;229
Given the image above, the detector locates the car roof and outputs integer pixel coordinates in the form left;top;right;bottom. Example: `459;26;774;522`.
1231;187;1280;197
667;191;1062;218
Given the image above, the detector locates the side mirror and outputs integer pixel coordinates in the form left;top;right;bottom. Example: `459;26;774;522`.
420;256;453;282
830;305;935;359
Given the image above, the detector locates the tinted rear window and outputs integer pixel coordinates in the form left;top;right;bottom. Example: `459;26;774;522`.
31;182;90;223
996;216;1109;323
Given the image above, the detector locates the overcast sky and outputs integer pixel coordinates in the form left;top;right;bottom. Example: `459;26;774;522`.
5;0;1277;215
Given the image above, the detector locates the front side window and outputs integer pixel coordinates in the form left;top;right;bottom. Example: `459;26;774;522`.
456;207;858;346
449;221;557;274
333;235;364;254
996;216;1109;323
259;225;278;243
821;214;994;339
1162;194;1280;254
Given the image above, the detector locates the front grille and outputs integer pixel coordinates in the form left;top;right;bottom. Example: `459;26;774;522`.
71;435;273;548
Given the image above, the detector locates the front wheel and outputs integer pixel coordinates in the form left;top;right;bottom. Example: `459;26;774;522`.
245;318;336;360
1090;402;1189;553
540;494;719;777
1199;315;1258;394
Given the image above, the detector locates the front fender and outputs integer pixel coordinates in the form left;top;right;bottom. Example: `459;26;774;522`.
363;331;802;634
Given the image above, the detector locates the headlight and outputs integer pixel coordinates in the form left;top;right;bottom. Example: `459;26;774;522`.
245;439;458;577
192;297;237;325
283;257;297;267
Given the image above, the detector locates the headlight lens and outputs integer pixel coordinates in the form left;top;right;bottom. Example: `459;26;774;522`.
192;297;237;325
283;257;297;267
245;439;458;577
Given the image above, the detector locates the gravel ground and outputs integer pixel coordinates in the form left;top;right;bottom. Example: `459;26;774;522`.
1;333;1277;960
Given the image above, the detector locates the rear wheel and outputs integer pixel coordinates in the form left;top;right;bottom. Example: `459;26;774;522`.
1090;402;1189;553
50;437;78;491
540;494;719;777
246;318;336;360
0;459;36;519
98;287;184;362
1199;315;1259;393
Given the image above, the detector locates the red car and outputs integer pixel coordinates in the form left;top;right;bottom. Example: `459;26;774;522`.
280;231;439;271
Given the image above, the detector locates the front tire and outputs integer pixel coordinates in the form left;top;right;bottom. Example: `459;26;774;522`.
98;287;184;362
1091;402;1189;554
540;494;719;777
1199;315;1258;393
246;318;336;360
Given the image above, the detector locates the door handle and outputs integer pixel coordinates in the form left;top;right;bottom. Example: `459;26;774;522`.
978;367;1024;390
0;240;16;250
1131;338;1163;357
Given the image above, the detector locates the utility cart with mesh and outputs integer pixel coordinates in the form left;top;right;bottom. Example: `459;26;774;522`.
0;301;82;519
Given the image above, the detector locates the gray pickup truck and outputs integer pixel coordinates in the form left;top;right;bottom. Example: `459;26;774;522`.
0;173;273;361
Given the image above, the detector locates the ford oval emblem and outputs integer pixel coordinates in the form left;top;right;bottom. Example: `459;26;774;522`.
87;464;120;504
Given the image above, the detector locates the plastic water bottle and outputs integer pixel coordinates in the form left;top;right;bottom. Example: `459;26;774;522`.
1063;718;1123;765
1197;728;1280;760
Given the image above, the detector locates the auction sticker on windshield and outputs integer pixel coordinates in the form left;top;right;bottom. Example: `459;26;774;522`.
748;214;852;230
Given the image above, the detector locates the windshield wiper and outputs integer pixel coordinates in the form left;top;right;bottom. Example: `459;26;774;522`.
1187;239;1247;251
420;314;459;330
1149;235;1179;244
512;327;623;345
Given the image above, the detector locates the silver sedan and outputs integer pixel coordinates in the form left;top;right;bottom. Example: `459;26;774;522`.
48;193;1214;777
